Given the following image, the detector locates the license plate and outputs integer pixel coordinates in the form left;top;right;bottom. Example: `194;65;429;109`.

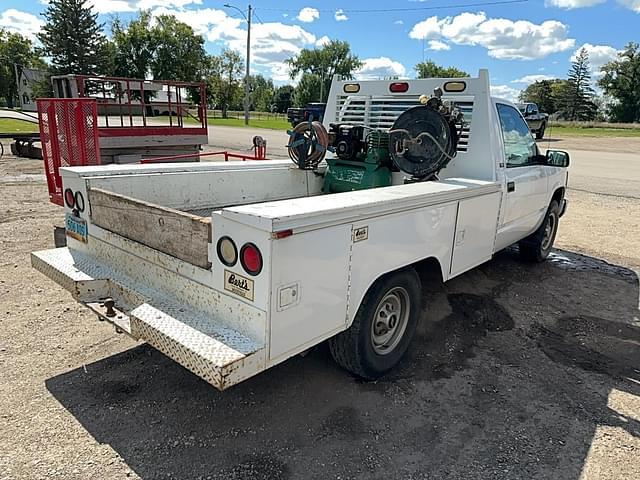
65;213;88;243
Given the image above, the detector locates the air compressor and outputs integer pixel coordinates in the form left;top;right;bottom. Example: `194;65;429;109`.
286;87;463;192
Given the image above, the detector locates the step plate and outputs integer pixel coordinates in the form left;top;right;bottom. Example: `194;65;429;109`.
32;247;266;390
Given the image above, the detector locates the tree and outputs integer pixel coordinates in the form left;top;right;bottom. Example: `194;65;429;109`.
558;48;597;120
598;42;640;123
38;0;107;75
0;30;46;107
206;50;243;118
287;40;362;103
111;12;206;82
273;85;294;113
293;73;322;107
111;13;155;79
151;15;206;82
415;60;468;78
248;74;275;111
518;79;568;114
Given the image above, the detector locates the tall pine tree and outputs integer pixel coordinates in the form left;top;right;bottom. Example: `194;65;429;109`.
38;0;106;75
560;48;597;121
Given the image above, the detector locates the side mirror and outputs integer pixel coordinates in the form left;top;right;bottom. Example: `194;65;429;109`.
546;150;570;167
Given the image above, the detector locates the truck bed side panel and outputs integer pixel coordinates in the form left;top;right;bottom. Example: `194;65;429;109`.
348;203;458;324
269;224;352;362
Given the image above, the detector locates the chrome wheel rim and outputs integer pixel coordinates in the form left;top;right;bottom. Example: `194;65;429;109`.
541;212;557;251
370;287;410;355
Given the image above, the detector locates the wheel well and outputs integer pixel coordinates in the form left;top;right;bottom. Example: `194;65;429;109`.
552;187;565;205
351;256;443;326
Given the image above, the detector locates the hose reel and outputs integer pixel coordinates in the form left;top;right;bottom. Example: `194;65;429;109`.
389;89;464;180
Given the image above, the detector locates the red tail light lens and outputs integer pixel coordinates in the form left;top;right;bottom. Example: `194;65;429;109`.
389;82;409;93
240;243;263;275
64;188;75;209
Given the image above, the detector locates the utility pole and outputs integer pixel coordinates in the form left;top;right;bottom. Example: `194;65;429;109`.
224;3;251;125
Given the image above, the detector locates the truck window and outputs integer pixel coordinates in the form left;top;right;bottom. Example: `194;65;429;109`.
497;103;537;168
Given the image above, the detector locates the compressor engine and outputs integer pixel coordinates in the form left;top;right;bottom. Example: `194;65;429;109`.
286;86;463;192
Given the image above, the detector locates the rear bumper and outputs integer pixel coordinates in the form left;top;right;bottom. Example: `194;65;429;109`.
31;247;266;390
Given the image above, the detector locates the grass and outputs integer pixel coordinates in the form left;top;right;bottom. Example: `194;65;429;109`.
0;118;39;134
548;125;640;137
155;115;290;130
207;117;290;130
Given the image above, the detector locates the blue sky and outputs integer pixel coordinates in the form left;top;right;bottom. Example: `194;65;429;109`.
1;0;638;100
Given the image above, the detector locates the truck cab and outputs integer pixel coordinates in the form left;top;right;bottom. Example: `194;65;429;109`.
32;70;569;390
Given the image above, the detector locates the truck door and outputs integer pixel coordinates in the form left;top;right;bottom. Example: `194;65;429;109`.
497;103;549;242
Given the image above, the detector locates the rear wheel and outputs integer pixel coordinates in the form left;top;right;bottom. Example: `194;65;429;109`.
536;122;546;139
519;200;560;262
329;268;421;379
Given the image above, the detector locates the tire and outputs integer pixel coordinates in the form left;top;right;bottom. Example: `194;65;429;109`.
536;122;546;139
519;200;560;262
328;268;421;379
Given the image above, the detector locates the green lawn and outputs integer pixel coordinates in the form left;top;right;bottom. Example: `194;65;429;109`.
207;117;290;130
549;125;640;137
0;118;39;134
155;115;290;130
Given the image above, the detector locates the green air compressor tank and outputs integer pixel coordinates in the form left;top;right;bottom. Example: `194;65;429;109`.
322;130;392;193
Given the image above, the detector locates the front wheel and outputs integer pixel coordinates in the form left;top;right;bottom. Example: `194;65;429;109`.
536;122;546;139
328;268;421;379
519;200;560;262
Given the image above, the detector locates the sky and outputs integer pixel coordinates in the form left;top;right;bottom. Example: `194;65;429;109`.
0;0;638;101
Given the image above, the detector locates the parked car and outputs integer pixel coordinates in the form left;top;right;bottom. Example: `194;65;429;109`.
287;102;326;126
517;102;549;139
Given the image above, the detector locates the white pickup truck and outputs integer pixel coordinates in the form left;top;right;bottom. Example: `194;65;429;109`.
32;70;569;390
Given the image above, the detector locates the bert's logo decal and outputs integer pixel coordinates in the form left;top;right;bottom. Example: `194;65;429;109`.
224;270;255;301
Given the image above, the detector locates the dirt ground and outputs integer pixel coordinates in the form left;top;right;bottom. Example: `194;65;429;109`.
0;138;638;480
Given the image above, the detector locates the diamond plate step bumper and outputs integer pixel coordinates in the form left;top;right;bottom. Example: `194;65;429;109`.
31;248;266;390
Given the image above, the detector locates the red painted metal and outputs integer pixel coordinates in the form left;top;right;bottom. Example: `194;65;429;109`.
37;98;100;205
140;149;270;164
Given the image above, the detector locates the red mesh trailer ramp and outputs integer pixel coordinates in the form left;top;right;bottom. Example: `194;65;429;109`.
37;98;100;205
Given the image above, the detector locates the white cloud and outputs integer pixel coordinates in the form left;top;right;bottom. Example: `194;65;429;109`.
409;11;575;60
334;9;348;21
149;7;316;82
572;43;619;77
297;7;319;23
0;9;45;42
512;74;554;84
315;35;330;47
491;84;520;102
137;0;203;8
544;0;605;8
356;57;406;80
618;0;640;12
427;40;450;51
41;0;139;13
89;0;135;13
394;20;404;25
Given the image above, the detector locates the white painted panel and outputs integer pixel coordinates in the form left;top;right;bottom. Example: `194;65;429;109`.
450;192;501;277
348;203;458;323
87;165;320;211
269;224;352;361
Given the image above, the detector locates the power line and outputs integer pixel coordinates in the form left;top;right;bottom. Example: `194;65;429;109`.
257;0;528;14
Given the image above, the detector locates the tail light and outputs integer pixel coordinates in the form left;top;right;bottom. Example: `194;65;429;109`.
389;82;409;93
240;243;263;275
217;236;238;266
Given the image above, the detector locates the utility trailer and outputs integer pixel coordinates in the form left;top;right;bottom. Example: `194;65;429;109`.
32;70;570;390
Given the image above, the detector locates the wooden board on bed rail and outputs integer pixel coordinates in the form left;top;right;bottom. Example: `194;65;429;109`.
88;187;212;269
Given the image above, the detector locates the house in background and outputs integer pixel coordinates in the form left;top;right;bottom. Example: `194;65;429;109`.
16;67;47;112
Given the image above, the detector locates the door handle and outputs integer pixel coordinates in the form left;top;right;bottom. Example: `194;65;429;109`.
507;181;515;192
